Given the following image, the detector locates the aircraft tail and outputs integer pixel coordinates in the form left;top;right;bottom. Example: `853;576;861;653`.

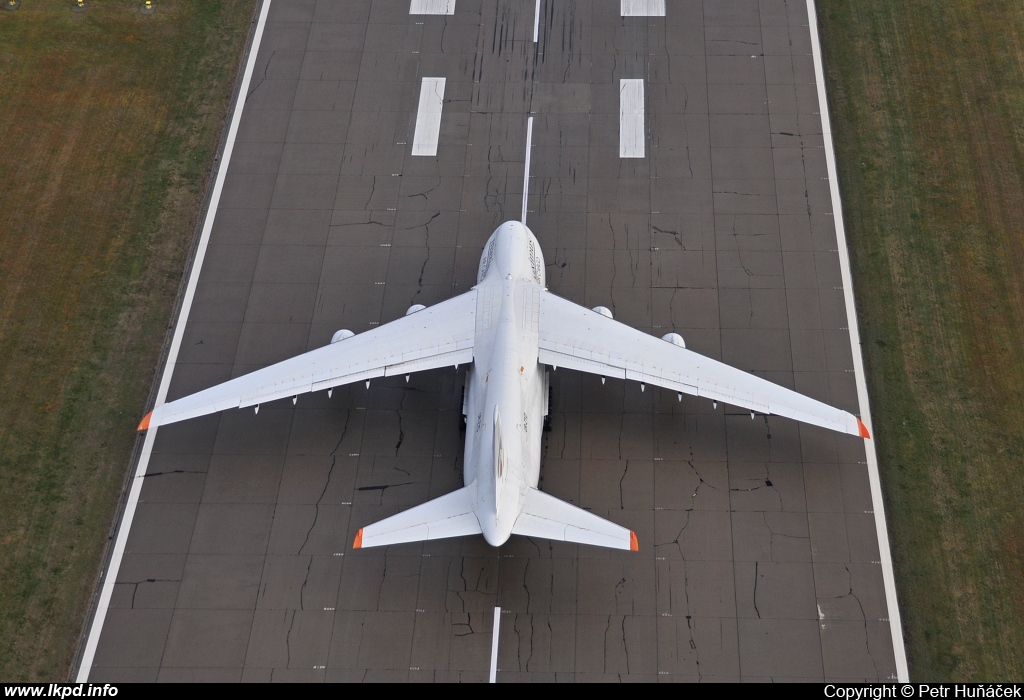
511;488;638;551
353;485;481;549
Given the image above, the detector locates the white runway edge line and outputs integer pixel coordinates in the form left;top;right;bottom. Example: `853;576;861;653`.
521;116;534;225
805;0;910;681
489;606;501;683
619;79;645;158
621;0;665;17
412;77;446;157
74;0;275;682
410;0;455;15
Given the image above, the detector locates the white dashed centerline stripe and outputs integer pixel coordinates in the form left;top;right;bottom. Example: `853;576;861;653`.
522;116;534;224
74;0;275;682
409;0;455;14
533;0;541;43
621;0;665;17
805;0;909;681
411;77;446;157
489;606;501;683
619;79;645;158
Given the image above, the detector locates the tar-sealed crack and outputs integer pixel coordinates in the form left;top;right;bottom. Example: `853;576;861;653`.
620;616;632;674
125;579;174;608
365;175;377;209
660;510;692;560
618;460;629;509
299;556;313;610
762;512;807;561
686;458;721;507
830;565;881;678
298;412;349;555
246;50;274;101
395;410;405;455
652;225;685;250
753;561;762;619
142;469;204;478
285;609;296;668
522;559;532;612
357;482;414;505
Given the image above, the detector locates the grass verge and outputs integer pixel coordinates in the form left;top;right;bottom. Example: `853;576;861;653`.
0;0;256;680
818;0;1024;680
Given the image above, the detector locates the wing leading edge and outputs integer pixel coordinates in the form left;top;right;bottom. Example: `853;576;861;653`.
537;291;869;438
140;290;477;430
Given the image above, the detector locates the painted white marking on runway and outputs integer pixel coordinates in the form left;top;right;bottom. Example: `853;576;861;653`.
412;77;446;156
621;0;665;17
410;0;455;14
489;606;501;683
805;0;909;682
74;0;275;683
521;116;534;224
533;0;541;42
619;79;645;158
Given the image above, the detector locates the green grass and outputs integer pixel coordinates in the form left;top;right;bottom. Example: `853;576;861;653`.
818;0;1024;680
0;0;256;680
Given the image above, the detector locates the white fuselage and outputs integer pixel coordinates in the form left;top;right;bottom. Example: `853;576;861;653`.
464;221;547;546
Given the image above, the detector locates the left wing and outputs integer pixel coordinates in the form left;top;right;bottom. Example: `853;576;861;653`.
140;290;477;430
537;291;869;438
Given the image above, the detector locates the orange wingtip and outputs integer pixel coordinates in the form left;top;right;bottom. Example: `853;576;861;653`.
137;411;153;432
857;418;871;439
352;528;363;549
629;531;639;552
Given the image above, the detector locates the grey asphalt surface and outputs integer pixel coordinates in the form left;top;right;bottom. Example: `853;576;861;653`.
83;0;899;681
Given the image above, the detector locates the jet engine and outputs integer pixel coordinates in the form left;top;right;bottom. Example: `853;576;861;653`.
331;329;354;344
661;332;685;348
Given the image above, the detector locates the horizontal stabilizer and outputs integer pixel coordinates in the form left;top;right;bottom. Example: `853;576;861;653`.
511;488;637;551
354;486;481;549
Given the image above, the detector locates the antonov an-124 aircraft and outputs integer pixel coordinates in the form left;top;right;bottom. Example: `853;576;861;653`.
139;220;870;552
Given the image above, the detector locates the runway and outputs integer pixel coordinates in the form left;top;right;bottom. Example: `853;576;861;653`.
78;0;904;681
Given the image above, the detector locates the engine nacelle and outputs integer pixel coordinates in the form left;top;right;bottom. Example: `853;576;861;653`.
406;304;426;316
331;329;354;344
661;332;686;348
592;306;613;319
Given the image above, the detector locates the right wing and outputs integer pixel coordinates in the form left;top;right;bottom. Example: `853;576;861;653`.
141;290;477;429
537;291;869;438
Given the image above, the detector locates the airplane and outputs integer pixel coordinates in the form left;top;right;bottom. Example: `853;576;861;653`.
138;219;870;552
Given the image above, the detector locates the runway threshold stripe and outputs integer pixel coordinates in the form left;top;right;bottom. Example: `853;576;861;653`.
489;606;501;683
73;0;275;682
805;0;909;681
619;79;645;158
412;77;446;156
621;0;665;17
410;0;456;14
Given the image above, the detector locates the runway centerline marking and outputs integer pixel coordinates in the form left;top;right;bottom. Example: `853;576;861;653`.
533;0;540;42
410;0;455;14
412;77;446;156
73;0;275;682
522;116;534;224
489;606;501;683
619;79;645;158
621;0;665;16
